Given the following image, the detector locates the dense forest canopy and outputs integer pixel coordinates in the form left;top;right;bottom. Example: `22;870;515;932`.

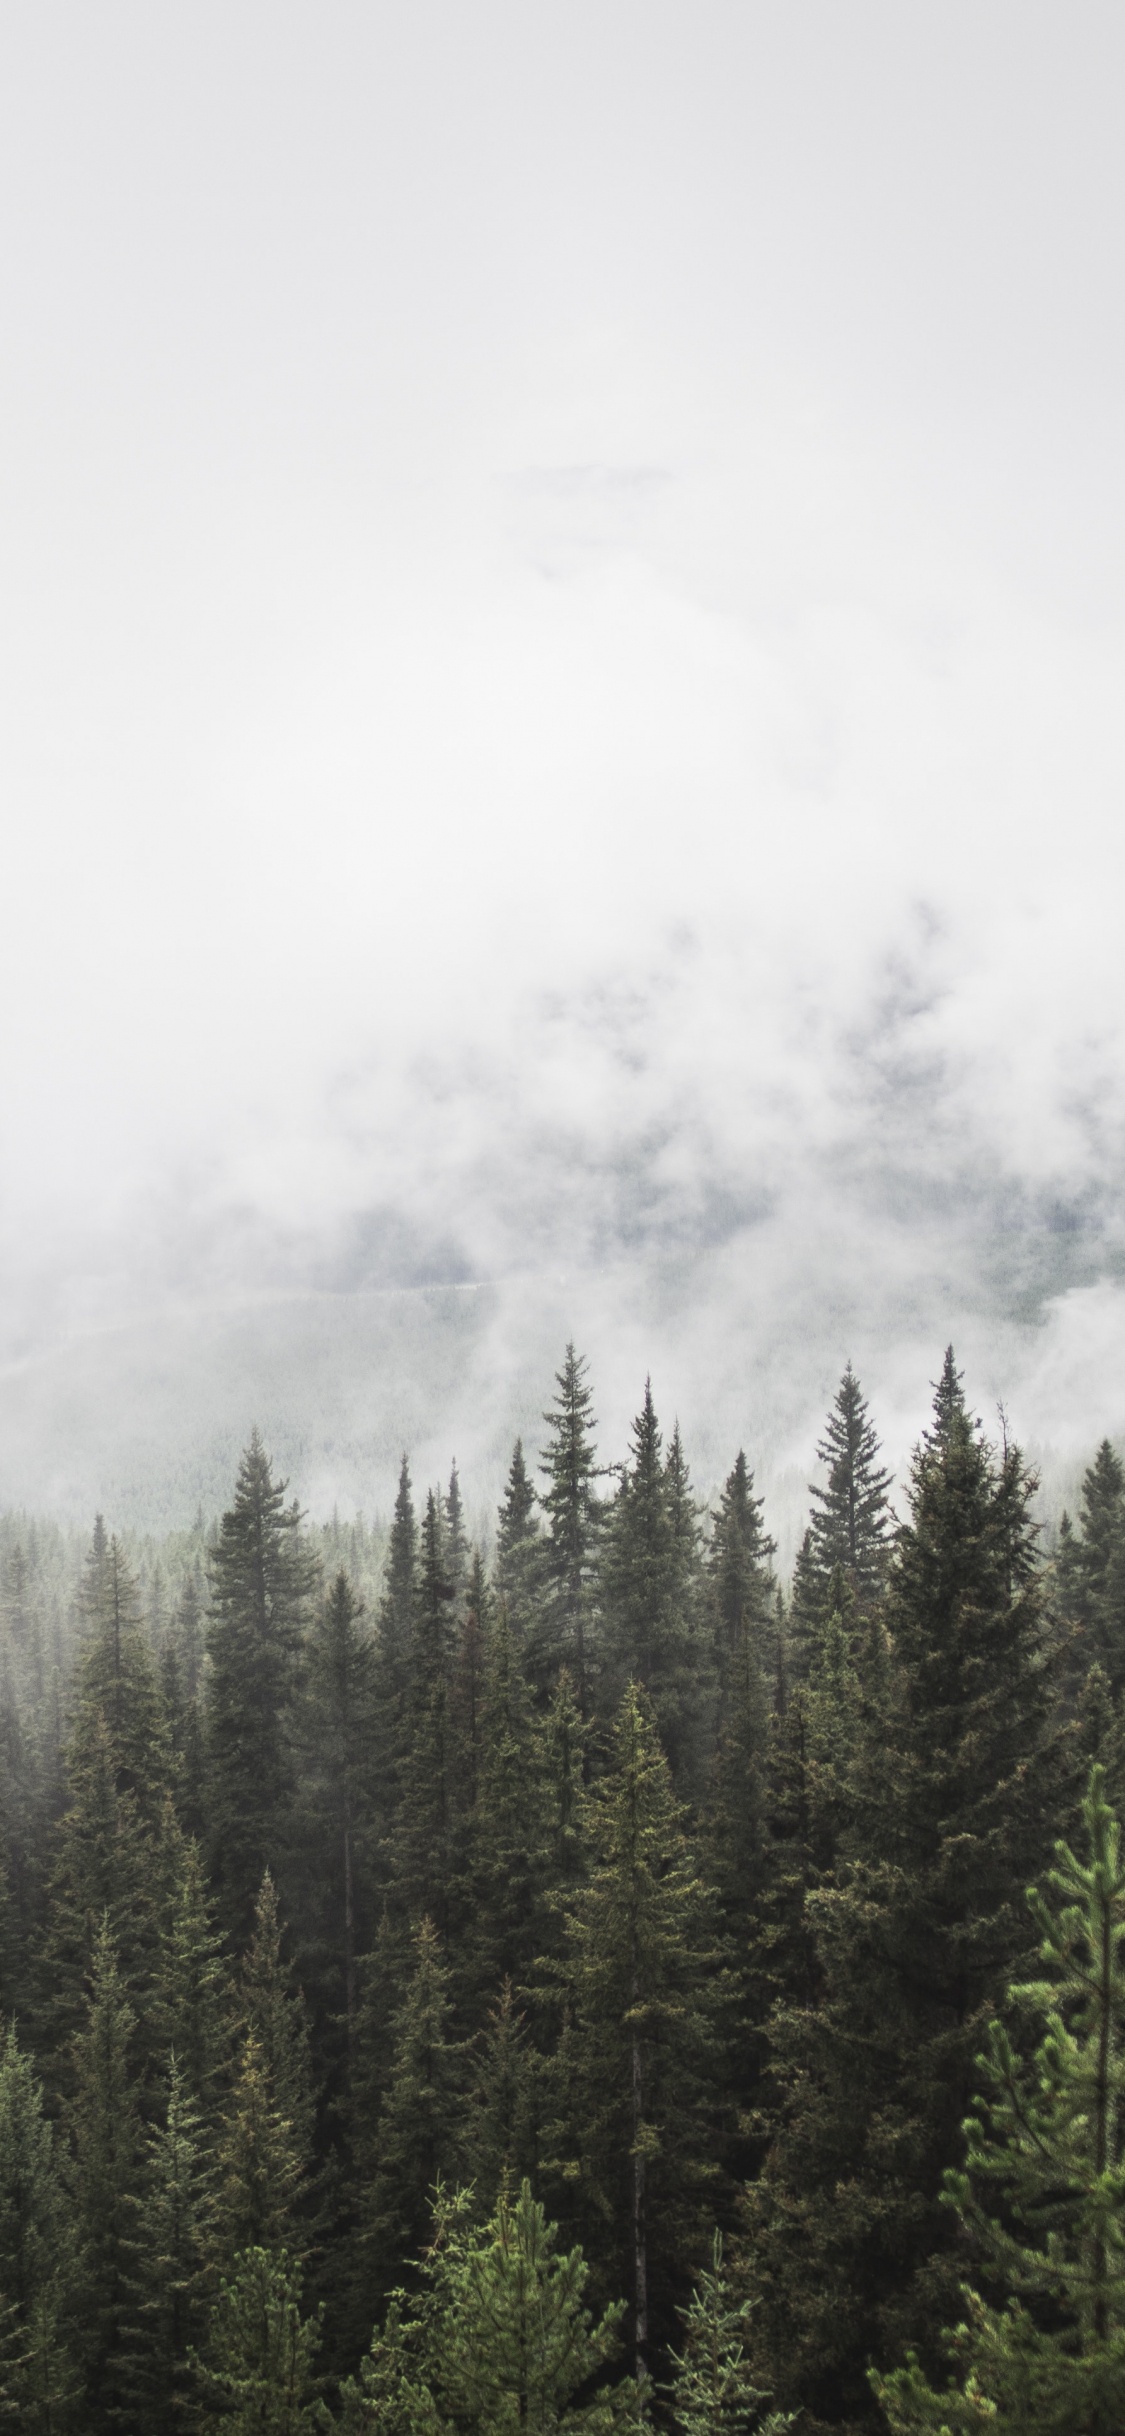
1;1344;1124;2432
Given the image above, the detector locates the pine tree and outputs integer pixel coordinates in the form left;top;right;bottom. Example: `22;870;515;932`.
541;1687;718;2374
0;2022;77;2430
495;1438;544;1645
297;1571;377;2066
121;2057;217;2424
374;1457;417;1832
467;1599;548;2000
873;1766;1125;2433
804;1363;893;1621
1056;1440;1125;1689
69;1917;142;2430
206;1433;315;1940
444;1463;469;1626
460;1980;538;2202
194;2246;329;2433
38;1703;159;2093
539;1346;606;1716
667;2233;790;2436
215;2031;307;2266
340;2179;640;2435
703;1453;777;1972
451;1552;488;1822
707;1454;776;1704
361;1916;462;2299
240;1873;316;2174
600;1385;702;1782
745;1351;1070;2424
151;1816;229;2115
215;1875;315;2266
398;1494;456;1933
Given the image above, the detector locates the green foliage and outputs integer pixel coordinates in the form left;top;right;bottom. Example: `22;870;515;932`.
0;2021;77;2429
121;2055;217;2422
746;1350;1069;2424
2;1351;1119;2427
206;1433;315;1939
69;1917;142;2428
601;1385;707;1783
542;1685;718;2369
807;1363;894;1608
360;1916;462;2296
341;2178;641;2435
539;1345;606;1716
873;1765;1125;2434
194;2245;330;2433
297;1570;377;2056
667;2232;790;2436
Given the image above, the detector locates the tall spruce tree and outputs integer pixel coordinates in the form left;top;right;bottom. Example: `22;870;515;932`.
0;2023;77;2430
398;1493;457;1934
874;1765;1125;2434
296;1571;377;2069
69;1918;142;2431
206;1434;315;1939
600;1385;703;1782
539;1346;606;1716
803;1364;893;1625
495;1438;544;1644
744;1350;1070;2426
341;2180;640;2436
541;1686;718;2376
1056;1439;1125;1690
359;1915;462;2300
374;1456;418;1839
121;2057;217;2425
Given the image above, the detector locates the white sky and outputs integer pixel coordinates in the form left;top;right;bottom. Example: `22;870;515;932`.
1;3;1124;1526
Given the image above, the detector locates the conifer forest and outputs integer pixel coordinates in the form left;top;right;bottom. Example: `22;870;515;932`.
4;1342;1125;2435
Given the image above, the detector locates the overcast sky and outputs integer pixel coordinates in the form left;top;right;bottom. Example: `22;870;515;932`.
1;2;1124;1533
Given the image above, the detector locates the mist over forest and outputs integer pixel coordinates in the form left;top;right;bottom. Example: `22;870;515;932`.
4;3;1125;2428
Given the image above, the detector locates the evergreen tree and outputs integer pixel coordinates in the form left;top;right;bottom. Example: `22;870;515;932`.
215;1875;315;2266
460;1979;538;2202
451;1552;488;1822
667;2232;790;2436
152;1815;229;2115
873;1766;1125;2434
495;1438;544;1644
707;1453;775;1704
121;2056;217;2424
239;1873;316;2176
444;1463;469;1626
804;1363;893;1621
206;1433;315;1939
539;1346;606;1716
398;1494;456;1933
702;1453;776;1977
69;1917;142;2430
600;1385;702;1781
745;1351;1069;2425
361;1916;461;2299
297;1571;377;2065
374;1457;417;1830
194;2246;329;2433
341;2179;640;2435
542;1687;718;2375
467;1599;548;1999
1056;1439;1125;1688
0;2022;77;2430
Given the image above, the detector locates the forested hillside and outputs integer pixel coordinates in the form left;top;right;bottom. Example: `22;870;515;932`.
1;1344;1124;2432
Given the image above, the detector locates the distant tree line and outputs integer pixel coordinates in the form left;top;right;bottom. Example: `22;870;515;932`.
1;1344;1125;2431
